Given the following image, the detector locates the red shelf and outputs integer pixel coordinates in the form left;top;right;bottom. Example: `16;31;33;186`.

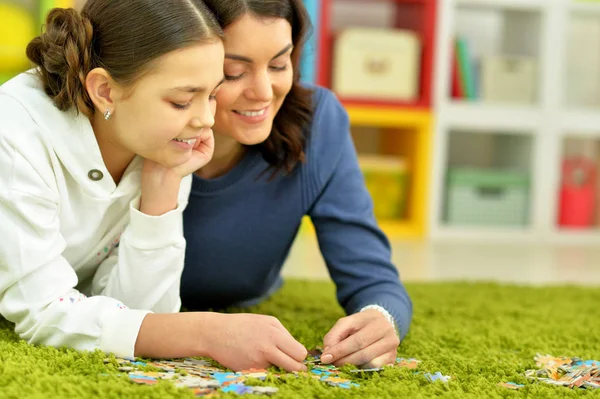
339;97;429;111
316;0;438;110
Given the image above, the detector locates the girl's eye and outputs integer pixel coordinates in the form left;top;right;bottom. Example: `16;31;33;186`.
224;73;244;81
270;65;288;72
171;102;192;110
209;95;217;101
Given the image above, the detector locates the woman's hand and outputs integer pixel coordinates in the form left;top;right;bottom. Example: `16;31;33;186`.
319;309;399;368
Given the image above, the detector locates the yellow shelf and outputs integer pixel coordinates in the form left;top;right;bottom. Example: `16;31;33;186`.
379;220;424;238
299;216;424;240
296;106;433;241
345;105;431;129
345;106;433;241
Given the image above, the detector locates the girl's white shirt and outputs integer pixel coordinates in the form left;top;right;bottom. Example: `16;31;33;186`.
0;72;192;358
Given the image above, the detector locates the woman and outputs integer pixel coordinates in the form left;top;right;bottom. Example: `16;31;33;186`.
182;0;413;372
0;0;232;361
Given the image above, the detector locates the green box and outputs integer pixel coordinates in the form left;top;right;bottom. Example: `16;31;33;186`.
445;168;530;226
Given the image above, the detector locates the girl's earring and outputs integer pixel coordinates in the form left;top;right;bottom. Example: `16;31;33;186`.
104;109;112;121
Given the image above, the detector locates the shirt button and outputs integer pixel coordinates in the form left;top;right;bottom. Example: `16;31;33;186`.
88;169;104;181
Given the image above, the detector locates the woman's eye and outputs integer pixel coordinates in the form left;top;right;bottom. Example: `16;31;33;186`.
270;65;288;72
224;73;244;81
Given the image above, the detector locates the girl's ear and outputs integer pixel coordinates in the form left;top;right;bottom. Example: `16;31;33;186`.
86;68;125;114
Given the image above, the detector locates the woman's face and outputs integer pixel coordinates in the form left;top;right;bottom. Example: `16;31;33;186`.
213;14;294;145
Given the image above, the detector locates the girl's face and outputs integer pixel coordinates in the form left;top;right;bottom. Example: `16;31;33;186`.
110;41;225;169
213;14;294;145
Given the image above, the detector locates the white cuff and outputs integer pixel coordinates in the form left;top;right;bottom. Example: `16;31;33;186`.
100;307;151;358
126;198;185;250
360;304;400;338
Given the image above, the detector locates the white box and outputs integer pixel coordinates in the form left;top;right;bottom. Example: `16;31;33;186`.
332;27;421;101
480;55;537;104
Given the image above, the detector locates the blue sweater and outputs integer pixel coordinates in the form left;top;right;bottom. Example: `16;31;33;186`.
181;87;413;339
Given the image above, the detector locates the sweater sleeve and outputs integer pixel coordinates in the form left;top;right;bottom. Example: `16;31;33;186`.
90;175;191;313
0;128;189;359
306;88;413;339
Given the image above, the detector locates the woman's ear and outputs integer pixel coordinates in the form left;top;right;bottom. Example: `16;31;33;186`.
85;68;124;114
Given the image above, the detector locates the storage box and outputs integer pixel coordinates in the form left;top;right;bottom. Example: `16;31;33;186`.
359;155;408;220
445;168;530;226
332;27;421;101
558;156;597;228
480;55;537;104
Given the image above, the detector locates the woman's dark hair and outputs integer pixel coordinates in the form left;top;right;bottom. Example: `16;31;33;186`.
26;0;224;117
202;0;314;175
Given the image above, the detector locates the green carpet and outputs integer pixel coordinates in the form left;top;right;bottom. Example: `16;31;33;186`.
2;280;600;398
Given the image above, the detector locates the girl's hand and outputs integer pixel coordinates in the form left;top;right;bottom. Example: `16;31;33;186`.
139;129;214;216
203;313;308;372
169;128;215;178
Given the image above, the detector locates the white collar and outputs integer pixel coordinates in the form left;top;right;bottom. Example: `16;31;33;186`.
0;71;142;199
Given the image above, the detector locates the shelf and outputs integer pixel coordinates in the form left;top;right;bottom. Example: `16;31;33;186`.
432;226;600;245
562;111;600;134
551;229;600;245
344;104;431;128
339;96;428;110
379;220;425;238
455;0;549;11
444;102;542;131
431;0;600;245
299;216;425;240
432;225;536;242
318;0;437;108
570;1;600;14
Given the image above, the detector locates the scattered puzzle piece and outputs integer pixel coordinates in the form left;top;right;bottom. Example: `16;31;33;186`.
498;382;525;390
395;358;421;369
424;372;451;383
102;350;431;396
221;384;253;395
523;354;600;389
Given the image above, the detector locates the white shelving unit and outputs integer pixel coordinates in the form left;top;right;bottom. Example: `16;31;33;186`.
431;0;600;244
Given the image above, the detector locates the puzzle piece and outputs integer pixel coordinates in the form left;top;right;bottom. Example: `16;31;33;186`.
104;351;431;395
395;357;421;369
424;372;451;383
498;382;525;390
524;354;600;389
221;384;253;394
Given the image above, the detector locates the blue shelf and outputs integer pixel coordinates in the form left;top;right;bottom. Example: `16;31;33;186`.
300;0;319;84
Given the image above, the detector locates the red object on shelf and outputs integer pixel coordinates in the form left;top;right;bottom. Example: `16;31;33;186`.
558;156;597;228
316;0;437;110
450;41;463;99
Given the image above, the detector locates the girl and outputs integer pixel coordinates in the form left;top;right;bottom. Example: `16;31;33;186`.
0;0;230;361
182;0;413;371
